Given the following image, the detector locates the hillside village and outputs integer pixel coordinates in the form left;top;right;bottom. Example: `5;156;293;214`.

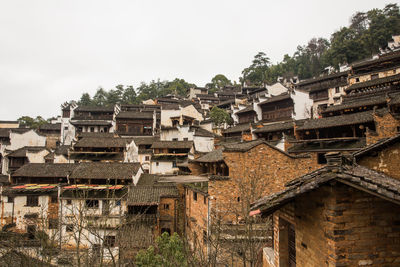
1;37;400;266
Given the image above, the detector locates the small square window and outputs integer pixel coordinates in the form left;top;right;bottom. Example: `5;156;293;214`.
145;156;150;161
163;204;170;210
85;200;99;208
183;138;188;141
66;224;73;232
48;218;58;229
7;196;14;203
156;162;159;166
104;236;116;247
172;138;178;141
51;195;58;204
335;87;340;93
27;196;39;207
115;200;121;206
67;199;72;205
172;161;177;167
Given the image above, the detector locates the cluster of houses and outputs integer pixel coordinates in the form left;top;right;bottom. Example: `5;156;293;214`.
0;38;400;266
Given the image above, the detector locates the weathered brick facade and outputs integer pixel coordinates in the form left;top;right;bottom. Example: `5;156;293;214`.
366;111;400;145
268;183;400;267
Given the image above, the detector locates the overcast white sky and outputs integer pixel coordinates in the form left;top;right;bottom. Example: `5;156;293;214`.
0;0;394;120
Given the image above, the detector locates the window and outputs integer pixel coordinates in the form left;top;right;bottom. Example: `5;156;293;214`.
67;199;72;205
90;127;95;132
85;200;99;208
27;225;36;239
237;197;240;202
355;77;360;82
51;195;58;204
317;153;327;164
193;192;197;201
48;218;58;229
183;138;188;141
7;196;14;203
66;224;74;232
115;200;121;206
26;195;39;207
161;228;171;235
172;138;178;141
163;204;170;210
77;127;83;133
335;87;340;93
203;230;207;243
203;196;207;205
104;236;116;247
172;161;177;167
371;73;379;80
145;156;150;161
156;162;159;166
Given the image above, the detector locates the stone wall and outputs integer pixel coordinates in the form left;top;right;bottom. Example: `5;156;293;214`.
366;111;400;145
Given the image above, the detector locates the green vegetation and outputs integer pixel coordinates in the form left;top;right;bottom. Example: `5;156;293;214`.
210;106;233;126
17;116;48;129
135;232;188;267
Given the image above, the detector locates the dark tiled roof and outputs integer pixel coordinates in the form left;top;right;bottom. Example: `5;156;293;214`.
73;137;133;148
216;99;235;107
251;164;400;215
70;120;112;126
133;136;160;145
75;106;114;112
151;141;193;149
116;111;154;119
136;174;160;186
39;123;61;131
195;149;223;163
297;109;377;131
7;146;48;158
77;132;116;139
258;93;291;106
353;134;400;159
288;138;366;153
193;127;214;137
236;106;255;114
253;121;294;134
0;175;9;184
0;120;18;123
127;185;179;205
352;51;400;69
223;123;251;134
0;128;31;138
322;93;392;113
12;163;77;178
296;71;349;87
55;145;70;156
346;73;400;92
70;162;141;180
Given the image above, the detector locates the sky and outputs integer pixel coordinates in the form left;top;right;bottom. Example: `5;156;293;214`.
0;0;394;120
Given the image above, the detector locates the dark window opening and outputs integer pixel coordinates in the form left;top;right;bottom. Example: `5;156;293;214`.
8;196;14;203
145;156;150;161
66;224;73;232
163;204;170;210
51;195;58;204
183;138;188;141
317;153;327;164
27;225;36;240
128;205;157;215
355;77;360;82
161;228;171;235
67;199;72;205
203;196;207;205
85;200;99;209
104;235;116;247
203;230;207;243
335;87;340;93
371;74;379;80
27;195;39;207
172;138;178;141
48;218;58;229
193;192;197;201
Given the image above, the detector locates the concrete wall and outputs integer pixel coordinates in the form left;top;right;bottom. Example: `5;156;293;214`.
150;161;176;174
7;130;46;151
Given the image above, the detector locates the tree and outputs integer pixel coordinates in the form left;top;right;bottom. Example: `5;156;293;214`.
241;52;270;87
17;116;48;129
92;88;108;106
135;232;188;267
164;78;196;97
208;74;232;93
209;107;233;126
78;93;93;106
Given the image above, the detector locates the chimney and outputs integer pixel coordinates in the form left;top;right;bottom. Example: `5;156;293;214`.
325;152;342;171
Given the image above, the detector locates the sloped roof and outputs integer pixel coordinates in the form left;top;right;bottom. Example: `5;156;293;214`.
288;138;366;153
346;73;400;92
322;93;392;113
7;146;48;158
195;149;223;163
258;93;291;106
151;141;193;149
127;185;179;205
73;137;133;148
133;136;160;145
223;123;251;134
296;71;349;88
236;106;255;115
69;162;141;180
352;51;400;69
70;120;112;126
3;184;58;194
55;145;70;156
39;123;61;131
193;127;214;137
297;109;377;131
116;111;154;119
253;121;294;134
353;134;400;159
12;163;77;178
77;132;115;139
251;164;400;215
75;106;114;112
